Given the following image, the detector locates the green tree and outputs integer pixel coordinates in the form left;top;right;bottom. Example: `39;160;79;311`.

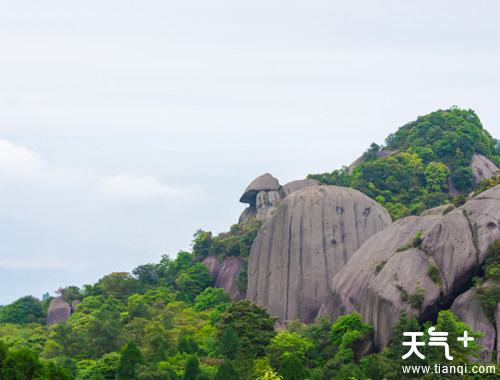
216;326;240;359
0;295;43;324
216;300;277;358
1;347;44;380
424;161;450;192
265;331;313;369
116;341;145;380
194;287;230;312
182;355;200;380
330;313;372;364
277;354;309;380
215;359;240;380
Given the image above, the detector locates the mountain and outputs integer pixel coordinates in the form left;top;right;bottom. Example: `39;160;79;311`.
1;107;500;379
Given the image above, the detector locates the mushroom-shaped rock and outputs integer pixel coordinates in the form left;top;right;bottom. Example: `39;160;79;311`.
47;297;71;326
247;185;392;323
239;173;280;205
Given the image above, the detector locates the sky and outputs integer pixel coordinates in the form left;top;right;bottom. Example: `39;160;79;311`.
1;0;499;305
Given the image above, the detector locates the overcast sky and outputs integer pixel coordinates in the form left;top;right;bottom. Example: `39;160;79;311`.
1;1;499;305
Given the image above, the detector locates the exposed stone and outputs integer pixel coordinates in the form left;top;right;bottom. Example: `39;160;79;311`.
281;179;319;197
239;206;257;224
247;185;392;323
71;300;82;313
47;297;71;326
202;256;244;299
420;204;454;216
318;215;441;350
318;184;500;352
239;173;281;205
471;154;499;184
255;190;281;219
450;286;496;363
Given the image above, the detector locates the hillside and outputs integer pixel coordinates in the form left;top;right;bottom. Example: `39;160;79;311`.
1;108;500;379
308;107;500;219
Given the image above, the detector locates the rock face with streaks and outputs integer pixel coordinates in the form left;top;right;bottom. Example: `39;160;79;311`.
470;154;498;184
202;256;244;299
450;283;498;363
247;185;392;322
318;184;500;351
47;297;71;326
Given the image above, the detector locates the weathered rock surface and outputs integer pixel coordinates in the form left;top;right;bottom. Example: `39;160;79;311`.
281;179;319;197
471;154;499;184
47;297;71;326
71;300;82;313
202;256;244;299
247;185;392;323
319;183;500;351
255;190;281;219
318;215;441;350
420;204;454;216
450;286;496;363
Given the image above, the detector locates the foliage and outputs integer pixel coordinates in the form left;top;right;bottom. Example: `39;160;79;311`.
214;359;240;380
194;287;230;312
265;331;313;369
0;296;43;324
216;300;277;359
427;265;441;288
308;107;500;219
277;353;309;380
116;341;145;380
182;355;200;380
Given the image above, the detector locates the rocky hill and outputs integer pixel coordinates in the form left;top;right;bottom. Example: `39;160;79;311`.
240;107;500;360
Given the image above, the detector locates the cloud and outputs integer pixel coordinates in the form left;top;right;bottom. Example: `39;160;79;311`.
98;174;205;203
0;139;45;177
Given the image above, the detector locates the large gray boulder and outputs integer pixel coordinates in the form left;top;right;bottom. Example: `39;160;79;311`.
318;215;442;350
319;183;500;351
47;297;71;326
247;185;392;323
202;256;244;299
450;285;497;363
470;154;498;184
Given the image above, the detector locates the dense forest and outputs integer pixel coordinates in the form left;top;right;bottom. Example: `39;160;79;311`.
308;107;500;219
1;107;500;379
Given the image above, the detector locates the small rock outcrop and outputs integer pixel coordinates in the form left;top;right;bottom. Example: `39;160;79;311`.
202;256;244;299
47;297;71;326
319;184;500;351
450;285;497;363
247;185;392;323
471;154;499;184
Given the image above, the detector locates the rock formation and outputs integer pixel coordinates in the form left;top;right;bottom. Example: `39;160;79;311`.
319;183;500;351
47;297;71;326
450;284;497;363
202;256;244;299
247;185;392;323
471;154;499;184
239;174;319;223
